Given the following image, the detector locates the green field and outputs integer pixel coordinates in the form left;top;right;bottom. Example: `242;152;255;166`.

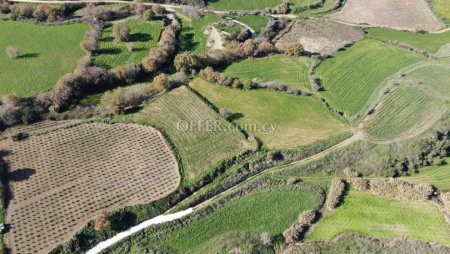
130;86;251;182
430;0;450;24
317;40;425;118
179;14;221;54
306;191;450;246
207;0;281;10
404;158;450;190
164;188;319;252
94;20;163;69
223;54;312;90
0;21;88;98
365;86;446;140
190;78;349;149
231;15;268;35
367;28;450;53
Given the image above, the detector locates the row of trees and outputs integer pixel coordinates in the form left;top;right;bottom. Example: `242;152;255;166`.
283;209;316;243
325;177;346;211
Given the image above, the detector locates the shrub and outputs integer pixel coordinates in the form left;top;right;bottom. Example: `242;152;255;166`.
126;42;135;52
174;51;199;73
440;192;450;214
169;71;187;87
279;42;304;56
0;104;21;126
112;64;141;85
219;108;231;118
348;178;369;191
154;73;169;92
2;93;21;107
142;9;155;20
151;4;164;16
113;24;130;42
133;0;147;15
5;46;20;59
325;178;345;211
369;178;434;201
283;210;316;243
94;210;109;231
80;37;99;52
260;232;272;246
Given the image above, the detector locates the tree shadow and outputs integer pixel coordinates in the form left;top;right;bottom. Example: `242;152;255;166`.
130;32;151;42
229;112;244;121
8;168;36;182
98;48;122;55
178;30;198;52
18;53;39;59
101;36;114;42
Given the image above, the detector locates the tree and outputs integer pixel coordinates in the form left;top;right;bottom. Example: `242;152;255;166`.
260;232;272;246
174;51;198;73
2;93;21;107
32;4;48;21
103;87;126;114
94;210;109;231
219;108;231;118
80;37;99;52
133;0;147;15
142;9;155;21
151;4;164;16
126;42;135;52
280;43;304;56
113;24;130;42
5;46;20;59
154;73;169;92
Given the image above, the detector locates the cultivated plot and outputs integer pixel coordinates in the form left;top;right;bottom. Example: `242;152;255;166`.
330;0;444;31
190;78;349;149
0;21;88;98
404;158;450;190
2;123;179;254
276;19;364;55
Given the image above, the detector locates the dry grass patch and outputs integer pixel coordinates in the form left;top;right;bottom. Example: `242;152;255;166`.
330;0;444;31
276;19;364;55
1;122;179;254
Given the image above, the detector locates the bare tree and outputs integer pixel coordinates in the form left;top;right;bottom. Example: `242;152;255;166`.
5;46;20;59
260;232;272;246
219;108;231;118
142;9;155;20
113;24;130;42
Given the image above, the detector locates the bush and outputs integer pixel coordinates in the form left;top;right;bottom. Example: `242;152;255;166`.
283;210;316;243
219;108;231;118
260;232;272;246
348;177;369;191
325;178;345;211
154;73;169;92
5;46;20;59
113;24;130;42
174;51;199;73
2;92;21;107
369;178;434;201
279;42;304;56
142;9;154;20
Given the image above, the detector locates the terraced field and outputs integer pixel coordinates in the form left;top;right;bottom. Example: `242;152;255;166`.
1;122;179;254
365;86;447;140
95;20;163;69
404;158;450;190
367;28;450;53
164;188;319;252
317;40;425;118
0;21;88;98
131;86;252;182
223;54;312;90
330;0;444;31
190;78;349;149
179;14;221;54
306;191;450;246
276;19;364;55
207;0;281;10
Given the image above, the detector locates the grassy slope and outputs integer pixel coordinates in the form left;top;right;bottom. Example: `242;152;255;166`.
0;21;88;98
365;86;446;140
190;78;349;149
131;86;251;182
306;191;450;246
223;54;312;90
404;158;450;190
367;28;450;53
164;189;318;252
317;40;424;118
179;14;221;54
95;20;163;69
208;0;281;10
232;15;268;35
430;0;450;25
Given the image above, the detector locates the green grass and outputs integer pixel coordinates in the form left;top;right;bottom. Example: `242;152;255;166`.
207;0;281;10
317;40;425;118
164;188;318;252
365;86;446;140
179;14;221;54
130;86;251;182
94;20;163;69
367;28;450;53
306;190;450;246
404;158;450;190
190;78;349;149
0;21;88;98
430;0;450;25
223;54;312;90
231;15;268;35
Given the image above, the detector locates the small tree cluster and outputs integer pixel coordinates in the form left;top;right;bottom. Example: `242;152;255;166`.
278;42;305;56
283;210;316;243
32;4;64;22
174;51;199;73
265;1;290;14
200;67;254;90
0;92;50;129
102;85;154;114
262;19;288;40
368;178;434;201
112;64;142;85
325;178;345;211
0;1;10;14
260;81;309;96
132;0;147;15
80;22;103;52
94;210;109;231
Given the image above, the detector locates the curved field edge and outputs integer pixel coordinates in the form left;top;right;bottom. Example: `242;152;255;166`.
365;85;447;140
317;39;425;120
305;190;450;246
189;78;350;149
0;21;88;98
403;157;450;190
129;85;252;183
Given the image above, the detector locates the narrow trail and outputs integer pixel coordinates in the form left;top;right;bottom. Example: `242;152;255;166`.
225;17;256;34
